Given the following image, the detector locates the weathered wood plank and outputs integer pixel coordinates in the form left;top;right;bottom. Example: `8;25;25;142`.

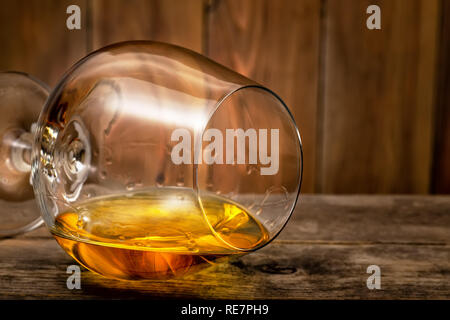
282;195;450;244
91;0;204;52
207;0;321;193
0;236;448;299
0;0;88;86
0;195;448;299
320;0;440;193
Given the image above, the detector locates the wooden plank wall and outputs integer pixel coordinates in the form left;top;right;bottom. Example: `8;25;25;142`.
0;0;88;87
207;0;321;193
90;0;203;52
0;0;447;194
320;0;440;193
433;0;450;194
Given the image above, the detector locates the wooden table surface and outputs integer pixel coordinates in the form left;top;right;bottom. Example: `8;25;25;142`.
0;195;449;299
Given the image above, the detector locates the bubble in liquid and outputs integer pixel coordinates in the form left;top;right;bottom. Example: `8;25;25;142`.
227;191;237;200
99;170;107;180
76;218;83;229
187;242;198;252
247;202;256;210
221;227;231;235
261;185;289;207
126;182;135;191
177;194;185;201
185;232;198;251
76;213;89;229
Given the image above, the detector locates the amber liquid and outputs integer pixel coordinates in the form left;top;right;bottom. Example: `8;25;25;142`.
52;187;269;280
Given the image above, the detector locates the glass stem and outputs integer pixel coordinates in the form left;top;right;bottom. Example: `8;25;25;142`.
10;123;36;173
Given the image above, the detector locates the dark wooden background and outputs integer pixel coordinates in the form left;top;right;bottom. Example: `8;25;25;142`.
0;0;448;194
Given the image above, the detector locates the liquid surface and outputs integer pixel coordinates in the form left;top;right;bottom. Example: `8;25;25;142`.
52;188;269;280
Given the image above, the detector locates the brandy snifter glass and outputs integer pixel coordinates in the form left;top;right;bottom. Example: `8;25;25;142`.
0;41;303;280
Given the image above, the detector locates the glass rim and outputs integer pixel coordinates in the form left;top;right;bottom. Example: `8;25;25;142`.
193;84;304;252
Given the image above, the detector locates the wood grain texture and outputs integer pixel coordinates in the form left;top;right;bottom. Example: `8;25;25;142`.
0;0;447;195
284;195;450;244
432;0;450;194
0;0;88;87
1;195;449;299
320;0;440;193
207;0;321;193
91;0;204;52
